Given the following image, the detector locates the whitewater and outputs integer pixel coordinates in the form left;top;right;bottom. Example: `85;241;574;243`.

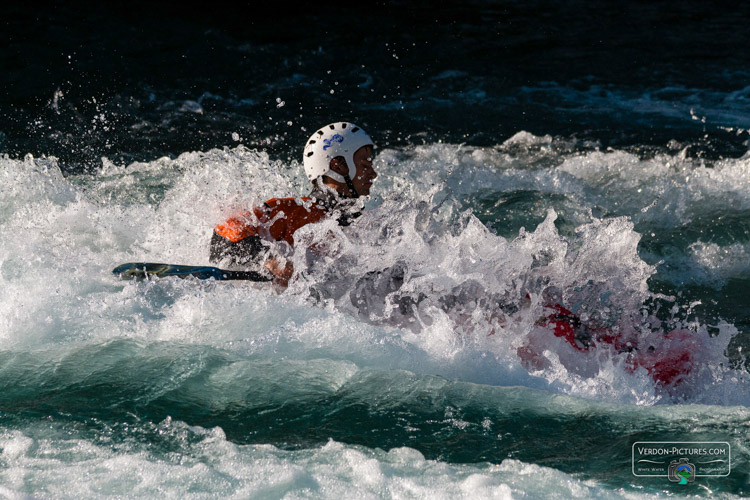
1;129;749;497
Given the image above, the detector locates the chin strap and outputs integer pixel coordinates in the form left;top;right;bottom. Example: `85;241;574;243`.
320;171;360;199
343;175;360;198
325;158;361;198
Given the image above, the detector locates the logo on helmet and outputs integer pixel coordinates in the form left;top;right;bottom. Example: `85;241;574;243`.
322;134;344;151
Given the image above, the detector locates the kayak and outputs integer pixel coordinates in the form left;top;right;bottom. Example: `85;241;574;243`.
519;303;696;386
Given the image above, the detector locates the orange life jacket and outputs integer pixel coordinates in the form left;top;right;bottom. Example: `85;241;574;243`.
214;197;328;246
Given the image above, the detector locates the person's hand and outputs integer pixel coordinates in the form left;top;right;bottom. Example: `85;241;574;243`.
265;257;294;287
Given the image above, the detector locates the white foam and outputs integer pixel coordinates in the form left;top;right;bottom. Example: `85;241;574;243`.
691;241;750;271
0;145;747;406
0;420;665;500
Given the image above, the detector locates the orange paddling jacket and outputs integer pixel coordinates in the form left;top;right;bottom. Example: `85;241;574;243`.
210;190;359;268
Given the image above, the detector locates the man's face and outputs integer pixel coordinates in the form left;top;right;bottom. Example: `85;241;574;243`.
351;145;377;196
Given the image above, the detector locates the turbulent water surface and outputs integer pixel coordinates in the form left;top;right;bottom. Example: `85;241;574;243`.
2;2;750;498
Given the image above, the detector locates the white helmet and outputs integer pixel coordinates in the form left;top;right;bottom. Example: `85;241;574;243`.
303;122;373;183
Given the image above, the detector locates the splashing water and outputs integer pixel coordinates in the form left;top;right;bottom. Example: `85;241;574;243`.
1;136;749;498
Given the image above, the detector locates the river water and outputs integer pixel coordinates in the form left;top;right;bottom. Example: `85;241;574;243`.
1;2;749;498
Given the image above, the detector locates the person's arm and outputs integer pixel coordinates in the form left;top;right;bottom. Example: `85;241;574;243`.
210;208;272;272
209;231;267;266
264;257;294;287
